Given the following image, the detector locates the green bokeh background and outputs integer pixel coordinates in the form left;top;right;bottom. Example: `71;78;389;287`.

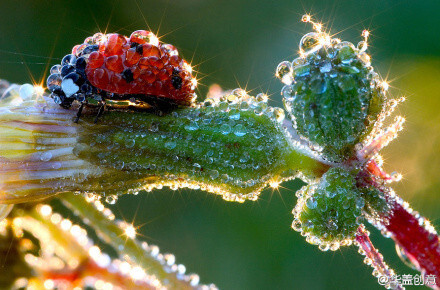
1;0;439;289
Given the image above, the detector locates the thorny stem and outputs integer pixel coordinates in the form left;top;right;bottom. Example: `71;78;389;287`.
377;189;440;289
61;193;197;290
355;225;403;290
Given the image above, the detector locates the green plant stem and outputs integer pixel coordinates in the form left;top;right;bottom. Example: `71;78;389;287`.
72;105;328;201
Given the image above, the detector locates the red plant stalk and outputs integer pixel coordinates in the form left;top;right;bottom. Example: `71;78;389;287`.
355;225;403;290
381;195;440;288
363;160;440;289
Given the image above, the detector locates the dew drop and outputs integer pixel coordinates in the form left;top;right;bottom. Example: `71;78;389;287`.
276;61;293;85
281;85;293;98
233;124;247;137
47;74;62;90
338;75;356;92
40;151;53;162
165;140;177;149
256;93;268;103
50;65;61;75
329;242;340;251
310;77;327;94
229;109;240;120
355;197;365;209
306;197;317;209
220;124;231;135
292;219;302;231
105;195;118;204
299;32;320;54
318;243;330;251
19;84;35;99
217;101;228;112
239;152;250;163
240;101;250;111
185;121;199;131
319;61;332;73
395;245;418;270
209;170;219;179
125;139;136;148
327;220;338;231
149;123;159;132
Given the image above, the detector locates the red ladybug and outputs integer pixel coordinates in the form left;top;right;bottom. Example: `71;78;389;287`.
46;30;197;119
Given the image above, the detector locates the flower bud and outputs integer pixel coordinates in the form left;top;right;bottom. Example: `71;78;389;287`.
292;168;365;250
278;28;387;162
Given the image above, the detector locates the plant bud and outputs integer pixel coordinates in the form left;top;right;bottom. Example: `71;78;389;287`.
292;168;365;251
278;22;387;162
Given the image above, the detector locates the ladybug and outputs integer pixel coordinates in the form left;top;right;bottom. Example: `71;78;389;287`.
46;30;197;121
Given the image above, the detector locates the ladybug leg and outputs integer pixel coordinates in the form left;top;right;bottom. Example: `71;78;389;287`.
150;96;177;116
94;102;106;124
74;102;85;123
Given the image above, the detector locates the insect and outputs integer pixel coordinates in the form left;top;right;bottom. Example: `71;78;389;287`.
46;30;197;121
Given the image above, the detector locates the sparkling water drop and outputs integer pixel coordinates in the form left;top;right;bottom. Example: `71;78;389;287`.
276;61;293;85
327;220;338;231
274;108;285;122
310;77;327;94
338;75;356;92
256;93;268;103
165;140;177;149
185;121;199;131
40;151;53;162
306;197;317;209
220;124;231;135
292;219;302;231
229;109;240;120
209;170;219;179
299;32;320;53
19;84;35;99
395;245;418;270
105;195;118;204
319;61;332;73
233;124;247;137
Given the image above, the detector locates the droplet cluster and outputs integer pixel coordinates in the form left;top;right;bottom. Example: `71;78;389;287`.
277;18;387;162
47;30;196;109
2;201;217;289
292;168;365;251
71;196;217;289
354;225;402;289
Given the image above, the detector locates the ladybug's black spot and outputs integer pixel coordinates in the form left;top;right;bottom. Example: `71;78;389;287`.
75;57;87;71
135;44;143;55
122;69;134;83
171;75;183;89
130;42;143;55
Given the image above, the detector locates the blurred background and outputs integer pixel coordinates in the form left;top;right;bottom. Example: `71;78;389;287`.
0;0;439;289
